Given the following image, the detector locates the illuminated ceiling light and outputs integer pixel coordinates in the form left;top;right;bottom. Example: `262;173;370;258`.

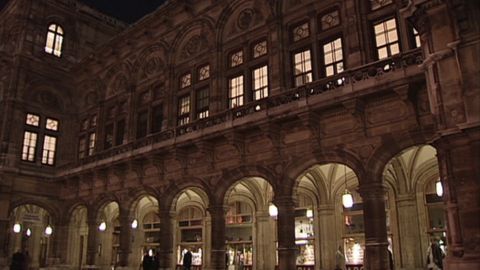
98;221;106;232
306;209;313;218
13;223;21;233
436;179;443;197
26;228;32;237
268;203;278;217
342;165;354;209
131;219;138;229
45;225;53;236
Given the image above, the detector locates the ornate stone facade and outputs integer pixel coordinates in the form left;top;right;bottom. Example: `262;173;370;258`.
0;1;479;270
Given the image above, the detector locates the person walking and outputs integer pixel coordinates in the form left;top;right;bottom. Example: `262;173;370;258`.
182;249;192;270
426;239;444;270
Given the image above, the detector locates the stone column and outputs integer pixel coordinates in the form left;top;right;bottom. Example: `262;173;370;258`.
358;183;389;270
118;209;132;268
206;204;226;270
158;209;174;270
274;196;296;270
395;194;423;270
86;218;99;266
0;195;10;268
254;210;276;270
50;221;69;265
435;136;480;270
317;204;336;270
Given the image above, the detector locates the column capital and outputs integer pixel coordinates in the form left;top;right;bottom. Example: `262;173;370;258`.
272;195;295;207
358;183;387;200
206;204;228;215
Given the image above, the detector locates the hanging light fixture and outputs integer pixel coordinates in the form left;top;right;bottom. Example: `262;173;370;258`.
13;223;21;233
342;165;354;208
26;228;32;237
98;221;106;231
436;179;443;197
45;225;53;236
268;203;278;217
306;209;313;219
131;219;138;229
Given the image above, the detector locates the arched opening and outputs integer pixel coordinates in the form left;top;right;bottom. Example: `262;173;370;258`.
173;188;208;270
131;195;159;265
224;177;275;270
8;204;53;269
67;205;88;268
96;201;119;269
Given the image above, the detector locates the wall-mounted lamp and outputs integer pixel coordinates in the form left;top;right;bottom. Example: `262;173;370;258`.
45;225;53;236
13;223;21;233
268;203;278;217
98;221;106;232
26;228;32;237
342;165;354;209
131;219;138;229
436;179;443;197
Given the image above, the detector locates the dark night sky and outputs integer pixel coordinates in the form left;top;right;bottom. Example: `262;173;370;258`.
0;0;167;23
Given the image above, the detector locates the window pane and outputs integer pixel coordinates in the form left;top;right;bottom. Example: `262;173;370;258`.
178;95;191;126
22;131;37;161
321;10;340;30
229;75;244;108
196;88;209;119
293;49;312;86
180;73;192;88
88;132;95;155
78;137;86;159
253;40;268;58
41;135;56;165
413;28;421;48
323;38;344;77
46;118;59;131
374;18;399;60
198;65;210;81
293;22;310;41
253;65;269;100
26;114;40;126
45;32;55;54
54;35;63;56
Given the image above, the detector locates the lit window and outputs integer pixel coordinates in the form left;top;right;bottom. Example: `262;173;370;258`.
45;24;64;57
26;113;40;126
22;131;37;162
253;65;269;100
178;95;191;126
321;10;340;30
230;50;244;67
293;49;313;86
370;0;393;10
180;73;192;88
229;75;244;108
323;38;344;77
413;28;421;48
41;135;56;165
46;118;58;131
198;65;210;81
293;22;310;42
196;88;209;119
88;132;95;155
253;41;268;58
374;18;400;60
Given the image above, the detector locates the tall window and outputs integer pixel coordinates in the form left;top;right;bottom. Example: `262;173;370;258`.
293;49;313;86
322;38;344;77
22;113;59;165
45;24;64;57
78;114;96;159
226;40;269;108
374;18;400;60
252;66;268;100
178;95;191;126
196;88;209;119
103;102;127;150
413;28;421;48
229;75;244;108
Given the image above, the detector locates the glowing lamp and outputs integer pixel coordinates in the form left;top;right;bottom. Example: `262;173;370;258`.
342;191;354;208
306;209;313;218
26;228;32;237
45;225;53;236
436;179;443;197
98;221;106;231
13;223;21;233
131;219;138;229
269;204;278;217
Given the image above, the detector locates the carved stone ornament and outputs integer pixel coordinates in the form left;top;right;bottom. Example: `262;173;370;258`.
181;35;207;59
237;8;255;30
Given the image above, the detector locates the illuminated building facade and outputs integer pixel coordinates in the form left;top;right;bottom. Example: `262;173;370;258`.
0;0;479;270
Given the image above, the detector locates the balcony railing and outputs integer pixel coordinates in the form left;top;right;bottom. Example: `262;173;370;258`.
68;49;422;169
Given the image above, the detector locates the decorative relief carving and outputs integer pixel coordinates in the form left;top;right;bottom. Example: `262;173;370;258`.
181;35;208;60
141;56;164;79
237;8;255;30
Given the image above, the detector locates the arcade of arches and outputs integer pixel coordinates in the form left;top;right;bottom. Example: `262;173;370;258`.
4;145;453;270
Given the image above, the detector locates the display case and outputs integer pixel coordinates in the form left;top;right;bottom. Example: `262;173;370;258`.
295;209;315;266
177;207;204;267
225;201;253;268
143;212;161;250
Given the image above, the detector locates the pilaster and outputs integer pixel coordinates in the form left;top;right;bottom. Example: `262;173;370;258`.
158;209;174;270
206;204;226;270
273;196;296;270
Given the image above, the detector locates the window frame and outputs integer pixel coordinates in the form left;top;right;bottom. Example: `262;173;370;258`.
319;36;345;78
372;16;401;60
44;23;64;57
292;47;313;87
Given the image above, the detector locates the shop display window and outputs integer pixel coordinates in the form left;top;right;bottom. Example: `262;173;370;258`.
177;207;203;267
295;209;315;265
226;243;253;267
143;212;160;245
177;245;203;266
226;201;253;268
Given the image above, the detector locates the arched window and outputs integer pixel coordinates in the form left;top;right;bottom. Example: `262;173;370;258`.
45;24;64;57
